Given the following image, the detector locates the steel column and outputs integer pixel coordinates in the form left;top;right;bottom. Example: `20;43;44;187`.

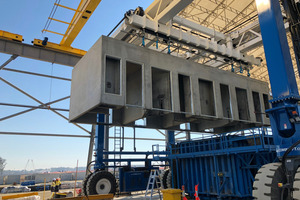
256;0;299;98
94;114;105;170
86;125;96;175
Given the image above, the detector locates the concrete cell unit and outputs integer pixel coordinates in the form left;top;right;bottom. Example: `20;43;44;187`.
34;173;59;184
34;172;85;183
5;175;21;185
69;36;270;132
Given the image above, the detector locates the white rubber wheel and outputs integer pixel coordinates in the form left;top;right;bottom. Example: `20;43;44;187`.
252;162;287;199
95;178;111;194
293;168;300;199
86;171;116;195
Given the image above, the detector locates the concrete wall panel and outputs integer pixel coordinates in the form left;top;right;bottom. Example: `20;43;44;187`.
0;176;5;185
6;175;20;184
70;36;270;132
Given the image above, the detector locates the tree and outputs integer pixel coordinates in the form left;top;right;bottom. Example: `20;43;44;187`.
0;157;6;176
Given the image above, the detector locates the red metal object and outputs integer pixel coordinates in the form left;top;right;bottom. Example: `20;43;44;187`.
194;184;200;200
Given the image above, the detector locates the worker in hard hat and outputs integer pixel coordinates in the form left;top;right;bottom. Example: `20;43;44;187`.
56;177;62;189
50;178;56;199
51;178;56;192
55;178;61;192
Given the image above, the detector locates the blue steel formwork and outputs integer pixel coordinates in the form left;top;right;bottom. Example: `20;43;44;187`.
168;128;277;199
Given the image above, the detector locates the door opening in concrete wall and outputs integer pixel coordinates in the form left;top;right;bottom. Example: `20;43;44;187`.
126;61;142;106
220;84;231;118
178;74;192;113
198;79;215;116
152;67;172;110
263;94;270;118
236;88;250;120
105;56;120;94
252;91;262;122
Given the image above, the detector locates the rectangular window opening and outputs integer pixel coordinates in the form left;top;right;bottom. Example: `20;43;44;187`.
152;67;172;110
178;74;192;113
236;88;250;120
105;56;120;94
252;91;262;122
263;94;270;118
126;61;142;106
220;84;231;118
199;79;215;116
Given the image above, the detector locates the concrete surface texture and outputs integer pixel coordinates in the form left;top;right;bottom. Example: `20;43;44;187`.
70;36;270;133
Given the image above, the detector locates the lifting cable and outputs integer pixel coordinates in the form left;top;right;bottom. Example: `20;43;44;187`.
43;0;61;34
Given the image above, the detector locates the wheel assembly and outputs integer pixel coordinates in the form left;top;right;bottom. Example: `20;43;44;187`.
162;169;170;189
166;169;177;189
252;162;287;199
86;171;117;195
82;172;93;196
293;167;300;199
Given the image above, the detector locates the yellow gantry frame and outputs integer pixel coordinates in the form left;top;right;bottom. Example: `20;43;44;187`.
59;0;102;47
36;0;101;57
0;30;23;42
33;39;86;56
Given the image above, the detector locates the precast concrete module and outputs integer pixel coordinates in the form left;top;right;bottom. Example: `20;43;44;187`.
69;36;270;133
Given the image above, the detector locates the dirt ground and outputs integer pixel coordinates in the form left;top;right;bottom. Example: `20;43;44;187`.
0;189;79;200
0;189;77;200
0;188;80;200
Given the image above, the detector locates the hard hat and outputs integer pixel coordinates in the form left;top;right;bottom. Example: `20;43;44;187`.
53;178;56;181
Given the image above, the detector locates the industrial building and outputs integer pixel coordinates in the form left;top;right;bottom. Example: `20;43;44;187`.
1;0;300;199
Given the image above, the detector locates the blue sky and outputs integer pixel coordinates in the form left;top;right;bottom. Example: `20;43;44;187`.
0;0;172;170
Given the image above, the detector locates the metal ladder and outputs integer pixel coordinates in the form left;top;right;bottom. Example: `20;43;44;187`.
145;170;162;200
113;126;122;175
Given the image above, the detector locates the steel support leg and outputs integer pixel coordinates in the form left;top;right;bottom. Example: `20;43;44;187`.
166;130;175;188
104;115;109;166
86;125;95;176
94;114;106;170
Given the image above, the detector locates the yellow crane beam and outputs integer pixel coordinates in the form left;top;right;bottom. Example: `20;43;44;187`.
60;0;102;47
0;30;23;42
33;39;86;56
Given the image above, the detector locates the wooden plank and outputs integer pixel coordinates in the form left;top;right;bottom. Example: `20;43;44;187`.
54;194;114;200
2;192;39;200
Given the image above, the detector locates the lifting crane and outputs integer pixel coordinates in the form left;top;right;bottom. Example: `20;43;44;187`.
65;0;300;199
1;0;299;198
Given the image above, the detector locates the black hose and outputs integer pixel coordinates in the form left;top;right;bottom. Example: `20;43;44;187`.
282;139;300;173
107;17;126;37
87;160;95;174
